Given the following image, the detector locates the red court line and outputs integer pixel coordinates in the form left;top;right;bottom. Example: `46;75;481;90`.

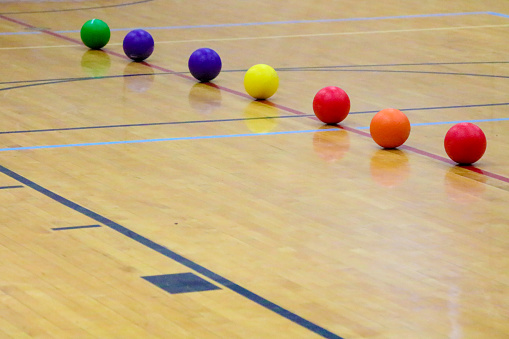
2;14;509;185
339;125;509;184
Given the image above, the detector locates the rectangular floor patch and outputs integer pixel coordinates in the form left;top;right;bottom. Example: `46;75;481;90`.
142;273;221;294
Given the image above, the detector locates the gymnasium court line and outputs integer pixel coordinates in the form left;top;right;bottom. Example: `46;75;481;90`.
2;64;509;91
0;11;499;35
0;14;351;339
0;103;505;136
1;13;508;186
4;23;508;45
0;163;345;339
0;116;506;152
0;185;23;190
51;224;102;231
1;19;508;49
0;7;507;338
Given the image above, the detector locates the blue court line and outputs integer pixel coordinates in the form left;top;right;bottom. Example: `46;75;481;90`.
0;185;23;189
0;106;508;151
0;11;494;35
0;163;343;339
1;115;504;152
356;117;509;129
487;12;509;18
0;129;325;152
52;224;102;231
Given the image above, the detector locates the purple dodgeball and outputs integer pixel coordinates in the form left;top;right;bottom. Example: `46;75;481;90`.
123;29;154;62
188;48;222;82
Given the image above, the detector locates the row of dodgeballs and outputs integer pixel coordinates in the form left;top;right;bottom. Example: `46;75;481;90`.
81;18;154;62
312;88;486;165
81;18;487;165
80;18;274;96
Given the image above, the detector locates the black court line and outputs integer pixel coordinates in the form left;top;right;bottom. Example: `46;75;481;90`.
2;59;508;86
0;0;153;15
0;115;308;135
0;185;23;190
0;72;166;86
5;67;504;92
0;17;342;338
2;62;509;93
0;63;508;136
52;224;102;231
0;164;343;339
2;12;508;337
0;101;508;136
222;67;509;79
0;72;172;92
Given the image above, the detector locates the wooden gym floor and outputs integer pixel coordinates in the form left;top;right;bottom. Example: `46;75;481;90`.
0;1;508;338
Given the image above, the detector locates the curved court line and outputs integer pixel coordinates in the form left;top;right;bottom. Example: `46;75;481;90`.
0;73;162;85
1;13;509;182
0;78;91;91
0;15;347;339
0;163;344;339
2;63;509;94
1;11;509;337
0;0;153;15
0;72;170;92
2;56;509;92
2;59;509;86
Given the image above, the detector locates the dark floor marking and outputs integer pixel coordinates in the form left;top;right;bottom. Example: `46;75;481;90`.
0;185;23;190
52;224;102;231
0;164;343;339
143;273;221;294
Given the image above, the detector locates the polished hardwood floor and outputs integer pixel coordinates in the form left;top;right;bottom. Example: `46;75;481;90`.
0;1;508;338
